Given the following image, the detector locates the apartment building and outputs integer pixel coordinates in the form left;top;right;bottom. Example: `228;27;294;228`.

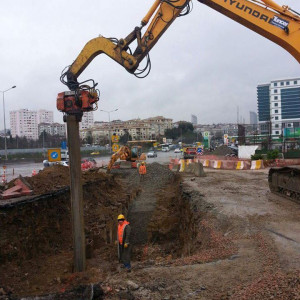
37;109;54;124
143;116;173;136
80;116;172;142
80;111;94;130
10;109;62;140
38;122;66;137
10;109;39;140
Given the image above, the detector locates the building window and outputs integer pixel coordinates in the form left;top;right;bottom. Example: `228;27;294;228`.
274;96;278;100
274;82;277;87
275;110;278;113
280;82;284;86
275;131;279;134
274;103;278;107
275;116;278;120
275;124;279;128
286;81;290;85
294;80;297;84
274;89;278;93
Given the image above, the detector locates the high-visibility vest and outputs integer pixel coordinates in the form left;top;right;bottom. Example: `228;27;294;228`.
139;165;146;175
118;221;129;245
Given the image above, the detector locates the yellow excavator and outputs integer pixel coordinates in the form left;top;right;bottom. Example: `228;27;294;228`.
107;145;146;172
57;0;300;200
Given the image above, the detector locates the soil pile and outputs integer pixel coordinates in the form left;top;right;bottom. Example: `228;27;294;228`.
0;166;139;297
24;165;108;195
211;145;235;156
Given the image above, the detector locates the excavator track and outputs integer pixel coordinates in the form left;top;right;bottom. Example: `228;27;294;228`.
268;166;300;204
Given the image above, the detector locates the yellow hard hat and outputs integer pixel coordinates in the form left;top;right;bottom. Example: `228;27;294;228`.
117;214;125;220
141;161;145;165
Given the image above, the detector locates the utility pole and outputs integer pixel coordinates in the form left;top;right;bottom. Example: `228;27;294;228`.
268;119;272;150
1;85;16;160
100;109;118;153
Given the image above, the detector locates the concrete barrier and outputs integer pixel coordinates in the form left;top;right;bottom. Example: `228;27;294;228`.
250;160;264;170
236;161;244;170
179;159;185;172
186;159;193;165
213;160;222;169
169;157;268;171
202;160;209;167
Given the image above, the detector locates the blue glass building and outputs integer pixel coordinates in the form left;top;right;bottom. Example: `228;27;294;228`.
257;78;300;135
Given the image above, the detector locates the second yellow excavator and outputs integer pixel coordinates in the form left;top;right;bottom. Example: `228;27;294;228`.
107;145;146;172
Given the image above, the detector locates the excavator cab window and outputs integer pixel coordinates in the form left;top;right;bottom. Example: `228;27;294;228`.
131;146;138;159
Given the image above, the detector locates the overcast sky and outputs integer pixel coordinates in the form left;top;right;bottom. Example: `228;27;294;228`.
1;0;299;128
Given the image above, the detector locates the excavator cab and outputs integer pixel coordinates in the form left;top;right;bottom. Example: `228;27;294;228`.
130;146;142;161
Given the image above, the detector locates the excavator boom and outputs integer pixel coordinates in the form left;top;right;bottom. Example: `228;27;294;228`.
60;0;300;92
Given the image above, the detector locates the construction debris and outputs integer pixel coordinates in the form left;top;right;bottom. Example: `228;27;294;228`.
0;176;33;199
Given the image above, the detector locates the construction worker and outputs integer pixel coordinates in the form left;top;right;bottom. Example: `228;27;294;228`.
138;161;147;181
116;214;132;272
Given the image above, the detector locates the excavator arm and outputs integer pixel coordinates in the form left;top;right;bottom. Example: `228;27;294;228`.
200;0;300;62
107;146;132;172
60;0;300;92
62;0;190;90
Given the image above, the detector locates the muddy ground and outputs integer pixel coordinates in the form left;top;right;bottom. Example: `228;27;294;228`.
0;164;299;299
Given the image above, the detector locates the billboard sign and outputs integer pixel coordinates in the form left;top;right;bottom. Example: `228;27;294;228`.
283;127;300;138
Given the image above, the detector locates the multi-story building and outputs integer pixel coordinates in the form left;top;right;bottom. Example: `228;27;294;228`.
191;114;197;125
10;109;39;140
80;116;173;142
143;116;173;137
37;109;54;124
249;111;258;125
38;122;66;137
10;108;64;140
80;111;94;130
257;77;300;135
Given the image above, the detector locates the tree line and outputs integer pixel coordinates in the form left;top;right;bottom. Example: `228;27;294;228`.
0;131;65;149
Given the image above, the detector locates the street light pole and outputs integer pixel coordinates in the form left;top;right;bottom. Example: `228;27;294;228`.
1;86;16;160
100;108;118;153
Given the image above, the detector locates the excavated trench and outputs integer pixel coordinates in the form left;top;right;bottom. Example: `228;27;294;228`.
0;163;235;299
114;163;200;260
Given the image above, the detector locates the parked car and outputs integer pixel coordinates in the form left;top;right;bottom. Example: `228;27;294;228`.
147;151;157;158
174;148;181;153
161;148;170;152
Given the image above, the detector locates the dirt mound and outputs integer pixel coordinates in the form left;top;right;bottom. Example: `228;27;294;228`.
211;145;235;156
24;165;107;195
